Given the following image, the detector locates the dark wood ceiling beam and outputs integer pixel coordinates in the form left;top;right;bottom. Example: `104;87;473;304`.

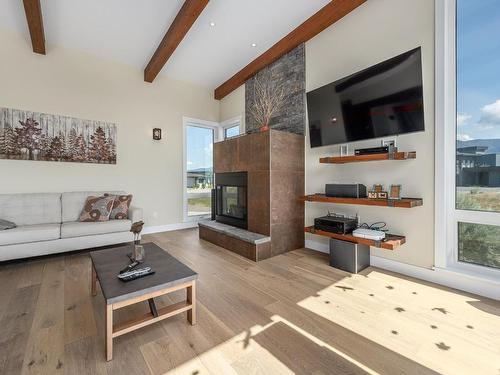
22;0;45;54
145;0;209;83
214;0;366;100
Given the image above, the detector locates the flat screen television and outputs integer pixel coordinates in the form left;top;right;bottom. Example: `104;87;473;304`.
307;47;425;148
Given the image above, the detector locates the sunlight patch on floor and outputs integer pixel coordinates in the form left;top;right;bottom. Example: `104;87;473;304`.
161;320;290;375
163;315;375;375
296;269;500;375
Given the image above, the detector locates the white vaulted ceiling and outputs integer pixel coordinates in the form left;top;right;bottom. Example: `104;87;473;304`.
0;0;330;88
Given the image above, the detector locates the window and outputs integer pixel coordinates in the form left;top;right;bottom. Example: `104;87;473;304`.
221;116;243;139
455;0;500;271
183;118;219;221
456;0;500;214
183;117;241;221
437;0;500;276
458;222;500;269
224;125;240;139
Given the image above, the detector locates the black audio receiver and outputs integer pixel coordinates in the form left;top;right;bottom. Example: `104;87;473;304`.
314;215;357;235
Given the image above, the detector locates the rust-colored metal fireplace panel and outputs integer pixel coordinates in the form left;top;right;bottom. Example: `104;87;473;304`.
208;130;304;261
247;170;270;235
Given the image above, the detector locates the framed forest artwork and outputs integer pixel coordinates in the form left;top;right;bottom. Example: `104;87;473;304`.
0;107;117;164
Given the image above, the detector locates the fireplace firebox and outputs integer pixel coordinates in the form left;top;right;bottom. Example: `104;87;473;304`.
214;172;247;229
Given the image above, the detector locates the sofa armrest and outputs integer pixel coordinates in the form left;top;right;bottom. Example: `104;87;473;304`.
128;206;143;223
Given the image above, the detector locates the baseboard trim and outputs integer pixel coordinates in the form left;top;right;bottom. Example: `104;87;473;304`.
142;222;198;235
305;239;329;253
306;239;500;300
371;256;500;300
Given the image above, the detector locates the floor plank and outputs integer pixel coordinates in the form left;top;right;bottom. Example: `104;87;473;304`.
0;285;40;375
64;255;97;345
15;259;45;289
0;264;22;321
21;257;65;375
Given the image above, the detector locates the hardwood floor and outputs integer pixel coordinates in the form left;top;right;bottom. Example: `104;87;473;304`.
1;228;499;374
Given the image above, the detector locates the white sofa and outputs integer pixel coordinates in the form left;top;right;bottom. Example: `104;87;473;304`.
0;191;143;261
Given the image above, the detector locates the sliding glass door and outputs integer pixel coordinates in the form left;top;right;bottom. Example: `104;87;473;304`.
184;120;217;220
453;0;500;273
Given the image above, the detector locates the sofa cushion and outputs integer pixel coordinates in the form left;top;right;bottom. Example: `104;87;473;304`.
0;224;61;246
61;220;132;239
62;191;125;222
79;196;114;222
0;193;62;226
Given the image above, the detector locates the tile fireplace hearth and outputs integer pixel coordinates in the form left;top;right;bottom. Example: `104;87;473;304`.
199;129;304;261
198;221;270;261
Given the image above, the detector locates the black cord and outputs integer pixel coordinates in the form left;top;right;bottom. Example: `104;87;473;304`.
325;211;388;232
357;221;388;232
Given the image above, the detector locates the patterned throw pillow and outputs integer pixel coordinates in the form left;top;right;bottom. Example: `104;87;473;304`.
105;194;133;220
79;196;114;222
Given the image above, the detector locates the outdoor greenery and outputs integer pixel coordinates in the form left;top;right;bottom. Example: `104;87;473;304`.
191;182;213;190
456;188;500;212
456;188;500;269
187;197;211;215
458;222;500;269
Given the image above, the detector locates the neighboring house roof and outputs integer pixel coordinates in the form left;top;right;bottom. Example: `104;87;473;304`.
457;146;489;155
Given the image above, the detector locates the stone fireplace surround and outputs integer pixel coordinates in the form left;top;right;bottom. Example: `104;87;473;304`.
199;129;304;261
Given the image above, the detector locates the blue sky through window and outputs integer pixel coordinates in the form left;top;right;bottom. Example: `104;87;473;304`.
186;125;213;171
457;0;500;141
225;125;240;139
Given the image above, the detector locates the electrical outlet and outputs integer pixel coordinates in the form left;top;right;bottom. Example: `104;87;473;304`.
153;211;158;219
340;144;348;157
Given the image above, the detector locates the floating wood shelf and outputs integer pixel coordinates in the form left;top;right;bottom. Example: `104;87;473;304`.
302;194;423;208
320;151;416;164
304;226;405;250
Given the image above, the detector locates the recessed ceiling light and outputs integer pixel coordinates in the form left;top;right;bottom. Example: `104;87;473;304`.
209;21;216;27
251;43;257;47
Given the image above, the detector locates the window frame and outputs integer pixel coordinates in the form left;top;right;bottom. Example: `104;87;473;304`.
221;116;243;139
435;0;500;279
182;117;221;223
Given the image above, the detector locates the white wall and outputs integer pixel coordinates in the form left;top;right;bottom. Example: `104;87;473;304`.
306;0;435;269
219;84;245;123
0;29;219;229
220;0;436;269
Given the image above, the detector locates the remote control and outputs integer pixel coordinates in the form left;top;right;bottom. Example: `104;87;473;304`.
119;261;140;274
118;266;151;278
118;267;155;282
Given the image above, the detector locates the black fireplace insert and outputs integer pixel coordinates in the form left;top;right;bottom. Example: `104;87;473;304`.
214;172;247;229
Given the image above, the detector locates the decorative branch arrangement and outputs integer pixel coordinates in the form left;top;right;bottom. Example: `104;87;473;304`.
248;69;287;131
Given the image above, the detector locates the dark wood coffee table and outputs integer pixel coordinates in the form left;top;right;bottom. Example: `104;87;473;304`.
90;243;198;361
